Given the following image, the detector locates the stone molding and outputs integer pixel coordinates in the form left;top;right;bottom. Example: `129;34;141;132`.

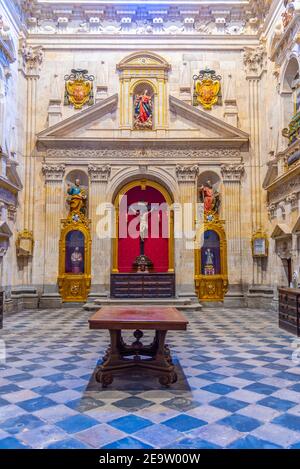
176;164;199;182
42;163;65;182
221;164;244;182
88;164;111;182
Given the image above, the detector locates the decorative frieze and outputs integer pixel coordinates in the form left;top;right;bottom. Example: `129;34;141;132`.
20;3;265;37
88;164;111;182
267;174;300;204
42;163;65;182
220;164;244;182
176;165;199;182
46;148;241;161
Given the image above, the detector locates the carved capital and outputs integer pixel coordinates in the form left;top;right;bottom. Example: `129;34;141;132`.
20;41;44;75
176;164;199;182
243;45;267;78
7;204;17;221
42;164;65;182
88;164;111;182
221;164;244;182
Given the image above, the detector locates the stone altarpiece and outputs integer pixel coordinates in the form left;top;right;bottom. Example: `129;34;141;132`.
36;50;250;307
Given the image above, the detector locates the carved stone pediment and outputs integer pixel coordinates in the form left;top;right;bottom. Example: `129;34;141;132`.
117;51;171;72
37;93;248;150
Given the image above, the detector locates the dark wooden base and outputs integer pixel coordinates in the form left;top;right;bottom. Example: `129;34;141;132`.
278;287;300;336
110;273;175;298
95;329;177;387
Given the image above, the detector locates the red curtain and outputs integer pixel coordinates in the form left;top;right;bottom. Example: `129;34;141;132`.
118;185;169;272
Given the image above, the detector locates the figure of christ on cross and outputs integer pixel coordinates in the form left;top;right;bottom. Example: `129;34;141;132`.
132;202;158;256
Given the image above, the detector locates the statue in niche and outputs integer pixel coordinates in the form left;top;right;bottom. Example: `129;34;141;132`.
67;178;87;214
71;247;83;274
199;180;221;213
133;89;153;129
204;248;215;275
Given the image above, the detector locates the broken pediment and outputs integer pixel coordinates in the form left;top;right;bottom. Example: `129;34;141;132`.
37;92;249;148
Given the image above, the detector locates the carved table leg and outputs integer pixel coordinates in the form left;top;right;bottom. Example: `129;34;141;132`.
96;329;121;387
155;330;177;387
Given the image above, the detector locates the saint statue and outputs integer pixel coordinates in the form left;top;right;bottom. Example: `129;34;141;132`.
67;178;87;214
199;180;221;213
70;247;83;274
133;89;153;129
205;248;214;265
204;248;215;275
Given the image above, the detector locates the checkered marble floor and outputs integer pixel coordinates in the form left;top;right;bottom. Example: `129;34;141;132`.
0;307;300;449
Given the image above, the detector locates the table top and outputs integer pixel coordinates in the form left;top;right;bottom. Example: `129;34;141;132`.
89;306;189;331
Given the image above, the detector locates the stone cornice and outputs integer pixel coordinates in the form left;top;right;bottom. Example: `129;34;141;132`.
264;160;300;194
16;1;270;37
270;11;300;65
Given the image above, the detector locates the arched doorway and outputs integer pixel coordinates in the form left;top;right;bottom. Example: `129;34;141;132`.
111;179;175;298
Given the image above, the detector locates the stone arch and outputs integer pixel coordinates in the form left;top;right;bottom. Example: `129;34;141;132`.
107;166;179;205
280;54;300;94
111;175;175;274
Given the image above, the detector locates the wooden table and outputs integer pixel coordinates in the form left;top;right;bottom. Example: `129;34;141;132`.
89;306;188;387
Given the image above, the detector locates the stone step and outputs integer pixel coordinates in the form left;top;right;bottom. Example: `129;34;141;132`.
83;300;202;312
93;297;192;306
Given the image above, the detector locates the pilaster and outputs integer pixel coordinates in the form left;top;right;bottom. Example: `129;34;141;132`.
88;164;111;293
243;44;267;284
175;164;199;296
221;164;244;287
42;164;65;292
19;42;44;285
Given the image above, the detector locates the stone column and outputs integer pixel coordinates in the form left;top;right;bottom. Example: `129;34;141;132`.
88;164;111;295
19;43;44;285
243;45;267;284
175;164;199;297
42;164;65;292
221;164;244;289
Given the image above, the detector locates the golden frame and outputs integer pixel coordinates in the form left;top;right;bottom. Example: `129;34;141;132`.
58;212;92;302
112;179;174;273
251;229;269;258
194;211;228;302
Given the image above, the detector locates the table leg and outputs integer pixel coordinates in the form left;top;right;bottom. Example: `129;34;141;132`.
96;329;121;387
155;330;177;387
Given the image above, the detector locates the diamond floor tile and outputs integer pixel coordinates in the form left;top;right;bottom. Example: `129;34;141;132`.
0;306;300;448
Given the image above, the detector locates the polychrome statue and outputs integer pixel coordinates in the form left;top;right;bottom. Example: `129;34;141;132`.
199;180;221;213
67;179;87;214
133;89;153;129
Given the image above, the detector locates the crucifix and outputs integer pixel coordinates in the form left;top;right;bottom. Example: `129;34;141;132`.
136;202;155;255
131;202;156;272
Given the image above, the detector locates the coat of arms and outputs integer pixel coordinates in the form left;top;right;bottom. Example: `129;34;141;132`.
64;69;94;110
193;68;222;110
